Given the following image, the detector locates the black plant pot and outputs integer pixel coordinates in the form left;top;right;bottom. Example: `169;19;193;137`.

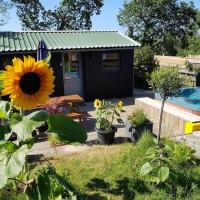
125;119;153;143
96;127;117;145
8;132;17;142
38;122;48;132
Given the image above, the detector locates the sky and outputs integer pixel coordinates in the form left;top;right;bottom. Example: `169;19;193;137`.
1;0;200;33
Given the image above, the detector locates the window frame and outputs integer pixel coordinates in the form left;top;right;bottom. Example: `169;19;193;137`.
101;52;120;73
64;52;80;79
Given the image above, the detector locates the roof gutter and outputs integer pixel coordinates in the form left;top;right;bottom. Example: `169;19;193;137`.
0;46;140;55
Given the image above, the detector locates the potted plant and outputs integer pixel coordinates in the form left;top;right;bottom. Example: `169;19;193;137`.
125;109;153;142
94;99;124;145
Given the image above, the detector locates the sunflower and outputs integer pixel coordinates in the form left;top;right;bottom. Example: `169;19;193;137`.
117;100;123;109
94;99;101;109
0;56;55;110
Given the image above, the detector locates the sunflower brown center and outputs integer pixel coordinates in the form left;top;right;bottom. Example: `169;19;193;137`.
20;72;41;95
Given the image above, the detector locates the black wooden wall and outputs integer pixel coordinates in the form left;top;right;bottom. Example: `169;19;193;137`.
0;49;134;101
82;50;134;101
50;52;64;97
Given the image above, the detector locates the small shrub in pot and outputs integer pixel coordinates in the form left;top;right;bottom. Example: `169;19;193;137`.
126;109;153;142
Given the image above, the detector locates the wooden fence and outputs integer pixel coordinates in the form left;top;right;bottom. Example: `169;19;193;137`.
155;56;200;87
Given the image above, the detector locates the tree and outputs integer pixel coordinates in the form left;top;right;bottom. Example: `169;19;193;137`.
0;0;12;26
187;35;200;56
118;0;200;55
11;0;104;30
149;67;183;142
11;0;48;30
134;45;159;88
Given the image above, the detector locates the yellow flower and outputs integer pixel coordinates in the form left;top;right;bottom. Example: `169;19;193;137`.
0;56;55;110
117;100;123;109
94;99;101;109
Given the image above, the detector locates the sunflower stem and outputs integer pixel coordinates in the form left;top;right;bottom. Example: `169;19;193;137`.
20;107;24;117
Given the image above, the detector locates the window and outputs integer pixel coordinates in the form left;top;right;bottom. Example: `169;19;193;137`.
64;52;79;79
102;52;120;72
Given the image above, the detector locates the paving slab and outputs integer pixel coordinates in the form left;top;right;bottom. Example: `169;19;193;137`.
28;89;200;159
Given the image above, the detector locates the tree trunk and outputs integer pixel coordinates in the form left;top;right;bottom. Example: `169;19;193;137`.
158;98;165;142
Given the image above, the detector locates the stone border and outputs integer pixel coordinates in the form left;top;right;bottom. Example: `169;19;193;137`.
135;97;200;138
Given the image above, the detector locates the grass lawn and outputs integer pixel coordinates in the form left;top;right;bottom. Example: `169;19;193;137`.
2;133;200;200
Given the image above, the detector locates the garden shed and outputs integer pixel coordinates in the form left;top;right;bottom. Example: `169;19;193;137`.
0;31;140;101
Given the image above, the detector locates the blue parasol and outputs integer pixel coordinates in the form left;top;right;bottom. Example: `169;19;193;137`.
37;40;48;61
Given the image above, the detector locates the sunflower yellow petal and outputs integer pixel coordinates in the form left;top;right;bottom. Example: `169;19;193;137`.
0;56;55;110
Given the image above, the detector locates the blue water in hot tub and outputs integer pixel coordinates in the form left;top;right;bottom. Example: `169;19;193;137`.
155;87;200;112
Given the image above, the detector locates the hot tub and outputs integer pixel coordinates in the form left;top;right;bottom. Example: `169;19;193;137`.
155;87;200;115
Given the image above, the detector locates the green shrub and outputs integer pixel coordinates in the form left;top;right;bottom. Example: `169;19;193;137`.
140;137;197;188
134;45;159;88
47;115;87;145
128;109;148;127
165;140;195;167
140;139;171;184
133;131;155;158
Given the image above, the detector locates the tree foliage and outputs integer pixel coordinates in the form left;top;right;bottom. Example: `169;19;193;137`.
149;67;183;141
11;0;104;30
118;0;200;55
150;67;183;100
0;0;11;26
186;35;200;56
134;45;159;88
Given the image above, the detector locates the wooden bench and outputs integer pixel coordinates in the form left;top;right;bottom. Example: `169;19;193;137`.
66;111;89;123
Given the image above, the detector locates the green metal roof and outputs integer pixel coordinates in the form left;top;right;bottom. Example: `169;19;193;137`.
0;31;140;53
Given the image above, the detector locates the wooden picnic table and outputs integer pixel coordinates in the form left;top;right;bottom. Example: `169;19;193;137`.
58;95;84;104
45;95;84;113
45;95;83;105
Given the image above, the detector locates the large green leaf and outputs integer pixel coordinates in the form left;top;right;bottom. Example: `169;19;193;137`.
0;141;18;153
37;169;51;200
10;113;23;125
25;166;77;200
157;166;169;182
0;101;11;119
0;143;8;189
25;110;49;121
140;162;153;176
0;124;11;140
47;115;87;145
0;158;7;189
0;101;11;113
25;169;51;200
25;178;41;200
11;110;49;143
0;110;7;119
4;145;28;178
0;144;28;189
11;120;41;143
48;165;77;197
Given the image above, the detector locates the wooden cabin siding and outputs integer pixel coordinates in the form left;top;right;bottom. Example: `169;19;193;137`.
50;52;64;97
82;50;133;101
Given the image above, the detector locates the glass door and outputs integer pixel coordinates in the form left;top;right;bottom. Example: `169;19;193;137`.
63;52;83;96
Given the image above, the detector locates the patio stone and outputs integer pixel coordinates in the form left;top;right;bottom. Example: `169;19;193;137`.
28;89;200;159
